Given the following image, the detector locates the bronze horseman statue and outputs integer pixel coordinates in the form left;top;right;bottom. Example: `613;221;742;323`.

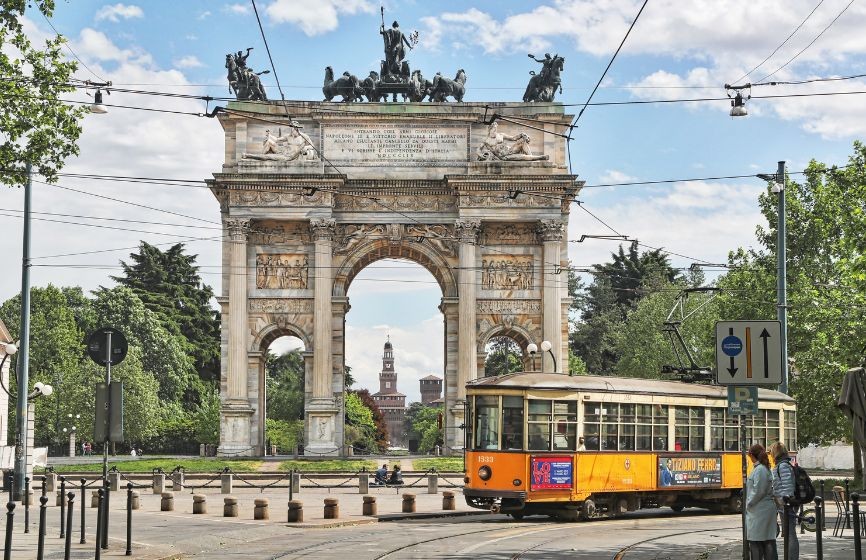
225;47;270;101
523;53;564;102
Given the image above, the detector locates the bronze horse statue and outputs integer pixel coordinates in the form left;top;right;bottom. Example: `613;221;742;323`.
360;71;387;102
323;66;363;102
409;70;434;102
225;54;269;101
429;69;466;102
523;55;564;102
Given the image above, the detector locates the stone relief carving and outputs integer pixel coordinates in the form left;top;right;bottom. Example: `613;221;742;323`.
255;255;309;290
334;224;387;254
406;224;455;256
455;220;481;244
537;219;565;242
249;222;311;245
229;190;331;206
476;299;542;314
476;121;548;162
480;223;536;245
310;218;337;241
461;193;552;209
249;299;314;314
481;257;534;290
334;193;456;212
225;218;251;240
242;124;319;162
334;223;456;256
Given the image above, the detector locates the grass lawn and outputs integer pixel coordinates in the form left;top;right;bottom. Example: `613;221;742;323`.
40;457;262;474
277;459;377;472
413;457;465;472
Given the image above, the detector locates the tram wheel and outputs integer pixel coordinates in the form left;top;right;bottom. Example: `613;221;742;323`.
509;512;525;521
670;504;685;512
579;499;596;521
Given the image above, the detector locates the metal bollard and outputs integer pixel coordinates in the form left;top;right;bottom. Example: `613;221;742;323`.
427;474;438;494
783;498;790;560
59;477;66;539
221;472;233;494
64;493;74;560
95;489;104;560
362;495;377;516
854;493;862;560
37;496;47;560
359;473;369;494
442;490;456;510
820;480;827;530
126;483;133;556
815;497;824;560
5;502;14;560
152;472;165;494
287;500;303;522
254;498;269;520
402;493;416;513
847;480;852;529
324;497;339;519
160;493;174;511
79;479;86;544
101;478;110;550
193;494;207;514
24;476;30;533
223;496;238;518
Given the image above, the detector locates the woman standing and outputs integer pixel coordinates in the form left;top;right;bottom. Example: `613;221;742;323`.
746;443;778;559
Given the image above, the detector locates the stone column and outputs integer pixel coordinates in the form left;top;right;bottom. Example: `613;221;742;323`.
539;219;564;373
226;218;251;401
456;220;481;397
310;218;336;400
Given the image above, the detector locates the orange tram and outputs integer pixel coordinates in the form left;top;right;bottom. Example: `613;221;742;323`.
462;372;796;521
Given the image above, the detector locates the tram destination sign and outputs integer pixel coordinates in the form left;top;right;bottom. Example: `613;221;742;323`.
715;320;782;386
530;456;573;490
658;454;722;488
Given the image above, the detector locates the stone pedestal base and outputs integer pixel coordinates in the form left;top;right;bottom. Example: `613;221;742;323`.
218;401;255;457
305;398;339;456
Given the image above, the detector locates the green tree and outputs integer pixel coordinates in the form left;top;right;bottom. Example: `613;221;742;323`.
405;402;443;453
112;242;220;383
344;391;378;452
484;337;523;376
191;386;221;445
90;286;194;402
0;1;85;187
266;350;304;422
0;285;84;443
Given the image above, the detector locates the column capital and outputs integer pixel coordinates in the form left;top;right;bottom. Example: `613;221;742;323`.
310;218;337;241
225;218;251;241
455;219;481;244
537;219;564;242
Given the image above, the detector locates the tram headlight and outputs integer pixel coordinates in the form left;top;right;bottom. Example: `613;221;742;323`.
478;465;492;481
513;479;522;487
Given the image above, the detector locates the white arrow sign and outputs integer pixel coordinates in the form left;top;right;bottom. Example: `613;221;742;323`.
715;321;782;386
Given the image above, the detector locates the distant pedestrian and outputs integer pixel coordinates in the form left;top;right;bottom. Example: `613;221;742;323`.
746;443;778;560
375;463;388;485
130;448;137;457
387;465;403;486
81;441;86;456
769;442;798;560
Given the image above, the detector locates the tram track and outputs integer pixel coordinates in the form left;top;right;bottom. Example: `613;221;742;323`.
610;525;740;560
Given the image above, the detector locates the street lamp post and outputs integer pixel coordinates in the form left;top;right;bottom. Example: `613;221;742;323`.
526;343;538;372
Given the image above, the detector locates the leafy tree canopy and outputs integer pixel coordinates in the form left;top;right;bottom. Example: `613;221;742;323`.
266;349;304;422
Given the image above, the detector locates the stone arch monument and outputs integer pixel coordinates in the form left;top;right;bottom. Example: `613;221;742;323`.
207;102;582;456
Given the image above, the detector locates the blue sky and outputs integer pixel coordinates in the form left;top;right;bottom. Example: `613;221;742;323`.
2;0;866;402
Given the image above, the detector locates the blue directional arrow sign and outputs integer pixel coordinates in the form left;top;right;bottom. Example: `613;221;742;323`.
715;321;782;386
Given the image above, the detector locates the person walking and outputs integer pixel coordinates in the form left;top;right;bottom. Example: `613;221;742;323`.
746;443;779;560
769;441;798;559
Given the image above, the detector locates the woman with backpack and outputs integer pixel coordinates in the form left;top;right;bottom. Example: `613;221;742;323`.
746;443;779;560
769;442;798;560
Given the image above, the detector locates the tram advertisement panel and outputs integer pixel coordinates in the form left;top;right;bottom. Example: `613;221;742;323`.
530;456;573;490
658;454;722;487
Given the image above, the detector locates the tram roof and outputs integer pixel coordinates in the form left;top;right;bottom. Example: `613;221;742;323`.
467;372;795;403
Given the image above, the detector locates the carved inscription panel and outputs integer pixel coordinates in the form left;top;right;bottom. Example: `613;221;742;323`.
481;257;534;290
256;254;309;290
322;124;469;164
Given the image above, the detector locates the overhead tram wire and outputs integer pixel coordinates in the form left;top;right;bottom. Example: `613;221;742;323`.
756;0;857;83
40;12;108;83
730;0;826;85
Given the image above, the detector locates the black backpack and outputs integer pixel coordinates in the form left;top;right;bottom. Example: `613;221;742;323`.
780;460;815;505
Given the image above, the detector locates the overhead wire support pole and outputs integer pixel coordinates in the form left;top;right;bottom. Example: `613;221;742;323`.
14;163;33;502
776;161;789;394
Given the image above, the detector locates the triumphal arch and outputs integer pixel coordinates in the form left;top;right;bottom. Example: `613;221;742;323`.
208;101;581;456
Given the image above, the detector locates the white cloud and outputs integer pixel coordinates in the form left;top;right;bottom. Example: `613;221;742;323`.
95;3;144;23
173;55;204;69
223;4;251;15
598;169;636;184
197;11;212;20
265;0;375;36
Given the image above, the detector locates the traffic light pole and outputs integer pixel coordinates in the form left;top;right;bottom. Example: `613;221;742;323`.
776;161;788;395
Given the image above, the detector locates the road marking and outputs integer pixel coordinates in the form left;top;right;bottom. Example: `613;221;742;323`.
456;526;567;554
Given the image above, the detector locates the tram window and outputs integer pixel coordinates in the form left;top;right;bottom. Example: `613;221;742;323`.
711;408;739;451
585;404;601;424
636;404;652;424
602;423;618;450
553;402;577;450
583;422;600;450
601;404;618;423
502;396;524;450
528;422;551;450
474;396;500;450
619;424;636;450
674;406;705;451
675;426;688;451
653;426;668;450
636;425;652;450
620;404;635;423
725;428;739;451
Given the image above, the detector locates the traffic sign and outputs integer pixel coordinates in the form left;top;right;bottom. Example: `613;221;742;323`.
715;321;782;386
727;386;758;416
87;327;128;367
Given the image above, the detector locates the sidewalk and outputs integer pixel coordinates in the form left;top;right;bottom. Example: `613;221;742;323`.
0;480;480;559
703;527;862;559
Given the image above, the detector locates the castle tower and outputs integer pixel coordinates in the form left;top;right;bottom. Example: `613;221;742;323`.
371;337;406;446
420;375;443;405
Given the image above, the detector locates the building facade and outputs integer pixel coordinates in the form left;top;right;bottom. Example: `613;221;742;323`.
371;339;407;447
420;375;443;405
